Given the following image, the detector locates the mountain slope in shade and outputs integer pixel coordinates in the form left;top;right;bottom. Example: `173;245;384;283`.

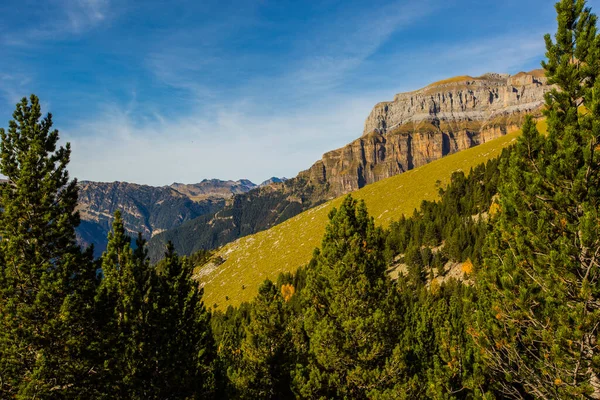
147;70;550;263
76;179;256;256
197;121;547;308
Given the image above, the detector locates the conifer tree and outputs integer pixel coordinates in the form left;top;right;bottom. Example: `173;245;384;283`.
229;280;294;399
95;211;152;398
294;195;405;398
475;1;600;397
146;242;217;399
0;95;98;398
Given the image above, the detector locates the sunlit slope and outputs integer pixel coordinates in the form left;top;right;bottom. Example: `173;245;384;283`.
199;123;545;308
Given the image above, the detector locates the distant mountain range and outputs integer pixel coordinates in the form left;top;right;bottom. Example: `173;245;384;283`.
76;179;260;256
145;70;552;262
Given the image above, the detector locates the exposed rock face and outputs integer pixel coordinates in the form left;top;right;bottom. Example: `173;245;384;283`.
300;70;551;195
76;179;256;256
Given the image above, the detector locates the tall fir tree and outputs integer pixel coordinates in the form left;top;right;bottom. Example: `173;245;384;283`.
294;195;406;399
475;0;600;398
0;95;98;398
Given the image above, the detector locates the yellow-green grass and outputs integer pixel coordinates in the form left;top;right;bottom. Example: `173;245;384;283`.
428;75;476;86
199;123;546;308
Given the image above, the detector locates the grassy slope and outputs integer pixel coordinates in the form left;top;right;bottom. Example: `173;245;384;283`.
199;122;547;308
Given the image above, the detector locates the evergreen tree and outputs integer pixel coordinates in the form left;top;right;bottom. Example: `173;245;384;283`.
475;1;600;397
0;95;98;398
229;280;294;399
95;211;153;398
146;242;218;399
294;195;405;398
97;218;218;398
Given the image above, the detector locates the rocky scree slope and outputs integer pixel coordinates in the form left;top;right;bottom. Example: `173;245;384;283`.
147;70;551;262
76;179;256;256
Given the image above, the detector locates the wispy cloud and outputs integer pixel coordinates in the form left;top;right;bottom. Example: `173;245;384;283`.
284;0;439;95
2;0;112;45
62;91;386;185
144;0;441;107
63;0;110;34
0;73;32;105
434;33;548;74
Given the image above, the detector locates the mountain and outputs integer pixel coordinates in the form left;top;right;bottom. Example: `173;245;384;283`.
76;179;256;256
299;70;551;195
259;177;287;186
147;70;551;262
170;179;256;200
194;123;547;307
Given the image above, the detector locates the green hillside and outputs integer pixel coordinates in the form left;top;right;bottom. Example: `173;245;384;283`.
198;123;546;308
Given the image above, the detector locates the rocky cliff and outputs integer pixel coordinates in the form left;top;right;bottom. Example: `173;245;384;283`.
299;70;551;195
77;179;256;256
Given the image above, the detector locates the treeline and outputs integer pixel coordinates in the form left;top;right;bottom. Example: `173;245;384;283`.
1;0;599;398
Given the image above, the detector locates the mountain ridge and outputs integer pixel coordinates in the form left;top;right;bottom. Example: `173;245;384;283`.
76;178;258;255
146;70;551;262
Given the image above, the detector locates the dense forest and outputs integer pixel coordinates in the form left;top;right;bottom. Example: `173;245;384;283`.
0;0;599;398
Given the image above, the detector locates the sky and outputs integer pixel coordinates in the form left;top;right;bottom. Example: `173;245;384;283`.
0;0;597;186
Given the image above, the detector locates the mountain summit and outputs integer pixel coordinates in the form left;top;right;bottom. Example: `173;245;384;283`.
300;70;551;195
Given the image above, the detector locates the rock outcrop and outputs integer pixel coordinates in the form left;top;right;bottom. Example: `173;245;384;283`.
300;70;551;195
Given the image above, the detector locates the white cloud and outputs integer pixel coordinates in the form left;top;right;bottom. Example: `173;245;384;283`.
143;0;441;106
2;0;112;45
62;92;386;186
63;0;109;33
285;0;438;94
435;33;548;74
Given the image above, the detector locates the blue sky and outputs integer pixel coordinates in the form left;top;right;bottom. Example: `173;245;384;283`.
0;0;596;185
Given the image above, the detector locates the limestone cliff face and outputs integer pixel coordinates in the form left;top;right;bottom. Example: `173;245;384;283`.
300;70;552;195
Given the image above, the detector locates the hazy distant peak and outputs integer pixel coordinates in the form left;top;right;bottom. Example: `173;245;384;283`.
259;177;288;187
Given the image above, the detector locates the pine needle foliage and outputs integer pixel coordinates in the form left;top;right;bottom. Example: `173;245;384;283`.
475;1;600;397
0;95;98;398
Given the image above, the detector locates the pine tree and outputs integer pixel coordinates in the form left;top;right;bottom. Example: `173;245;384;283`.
146;242;217;399
229;280;294;399
475;1;600;397
95;211;152;398
294;195;406;398
0;95;98;398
